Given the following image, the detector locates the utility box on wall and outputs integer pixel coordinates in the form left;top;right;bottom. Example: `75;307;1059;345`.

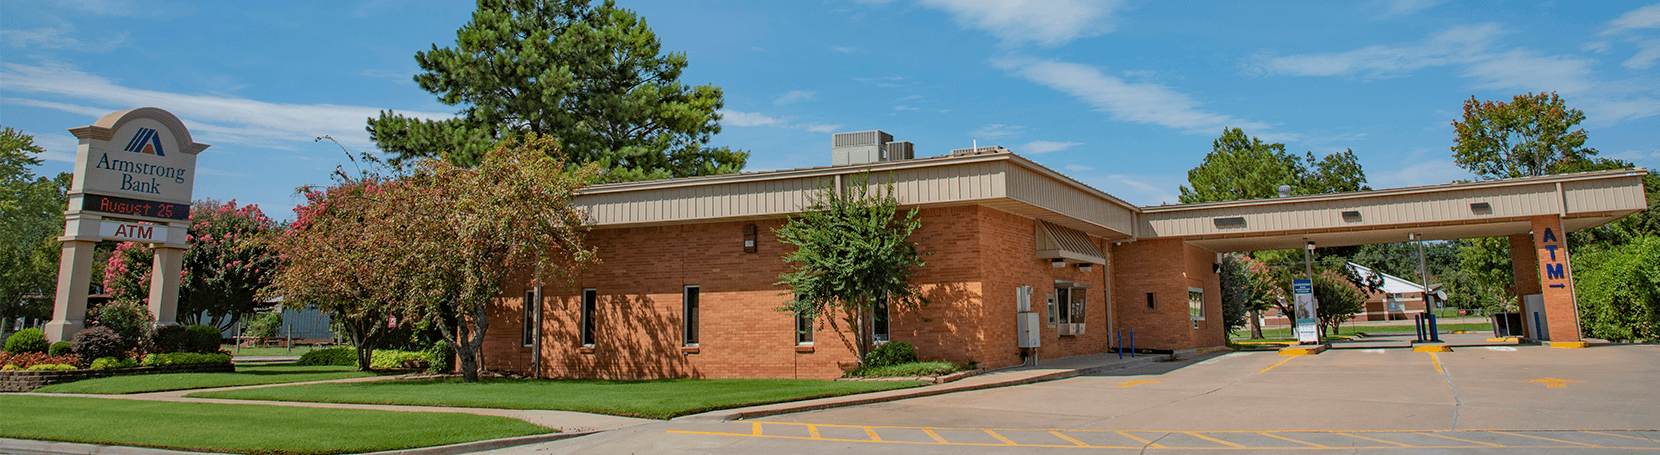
1017;312;1041;348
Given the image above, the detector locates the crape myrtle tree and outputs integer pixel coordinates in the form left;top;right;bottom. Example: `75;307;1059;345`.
775;173;927;365
392;134;598;382
368;0;747;181
103;200;281;330
0;127;71;332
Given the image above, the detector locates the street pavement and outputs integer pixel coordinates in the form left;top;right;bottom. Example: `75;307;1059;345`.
498;341;1660;454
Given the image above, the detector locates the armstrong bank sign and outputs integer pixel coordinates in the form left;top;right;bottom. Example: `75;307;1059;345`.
69;108;208;221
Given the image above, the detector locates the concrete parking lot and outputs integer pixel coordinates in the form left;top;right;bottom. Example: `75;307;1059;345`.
511;343;1660;454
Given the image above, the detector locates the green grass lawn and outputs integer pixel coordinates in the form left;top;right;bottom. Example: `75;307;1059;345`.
0;395;551;455
191;378;925;419
31;365;379;394
1232;322;1494;340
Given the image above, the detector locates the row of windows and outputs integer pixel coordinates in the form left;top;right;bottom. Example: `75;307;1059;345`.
519;287;893;347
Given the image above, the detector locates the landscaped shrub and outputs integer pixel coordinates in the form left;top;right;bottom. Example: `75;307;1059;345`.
370;350;428;369
4;328;48;354
424;342;454;373
864;341;917;368
89;300;152;351
142;352;231;366
187;325;223;353
153;325;192;353
90;357;142;370
71;327;127;361
843;361;964;378
48;341;72;357
296;346;356;366
0;352;83;370
243;311;282;338
26;363;76;371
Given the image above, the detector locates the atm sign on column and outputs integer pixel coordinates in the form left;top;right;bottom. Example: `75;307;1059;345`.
99;220;165;243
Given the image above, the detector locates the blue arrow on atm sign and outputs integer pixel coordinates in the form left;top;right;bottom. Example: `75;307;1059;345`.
1293;279;1313;295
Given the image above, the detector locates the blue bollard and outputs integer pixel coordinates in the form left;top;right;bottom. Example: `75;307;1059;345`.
1429;313;1441;342
1534;312;1543;340
1130;329;1136;358
1414;314;1423;342
1116;330;1123;359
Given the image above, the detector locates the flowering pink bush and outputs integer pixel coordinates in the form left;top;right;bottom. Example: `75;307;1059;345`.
102;200;281;330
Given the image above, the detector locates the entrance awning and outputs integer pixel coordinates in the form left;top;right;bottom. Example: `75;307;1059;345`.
1037;220;1105;264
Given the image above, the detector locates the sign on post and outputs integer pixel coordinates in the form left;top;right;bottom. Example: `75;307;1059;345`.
1293;279;1319;344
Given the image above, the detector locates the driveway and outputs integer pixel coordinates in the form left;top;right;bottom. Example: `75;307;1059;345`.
503;343;1660;454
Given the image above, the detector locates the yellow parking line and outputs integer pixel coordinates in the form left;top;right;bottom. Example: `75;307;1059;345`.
1117;431;1166;448
1490;431;1600;447
1431;352;1444;373
1421;432;1502;447
807;424;820;439
922;429;948;443
1586;430;1654;441
985;429;1017;445
1338;432;1413;447
1050;431;1091;447
1186;431;1245;447
864;426;882;442
1257;432;1326;448
752;421;761;436
1257;356;1295;374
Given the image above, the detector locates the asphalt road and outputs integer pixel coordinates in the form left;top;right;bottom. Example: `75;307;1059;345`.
500;343;1660;454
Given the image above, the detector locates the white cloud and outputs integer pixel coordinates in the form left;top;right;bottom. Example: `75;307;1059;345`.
773;90;816;105
24;130;80;163
1603;3;1660;35
969;124;1025;139
995;57;1273;135
0;62;453;150
1581;41;1613;54
1373;0;1442;19
852;75;911;88
1;26;127;53
718;110;839;133
1624;39;1660;69
56;0;142;16
893;105;920;111
1461;48;1597;94
1248;24;1506;79
829;45;859;53
915;0;1123;47
1369;159;1476;189
1108;174;1179;206
1020;140;1083;154
1062;164;1093;172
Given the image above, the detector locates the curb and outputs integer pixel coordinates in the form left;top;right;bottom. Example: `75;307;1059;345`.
0;431;595;455
678;349;1191;422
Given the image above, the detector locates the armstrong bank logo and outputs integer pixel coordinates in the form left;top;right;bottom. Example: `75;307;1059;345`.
123;127;166;156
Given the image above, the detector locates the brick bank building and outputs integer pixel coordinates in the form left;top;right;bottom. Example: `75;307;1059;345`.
480;131;1650;379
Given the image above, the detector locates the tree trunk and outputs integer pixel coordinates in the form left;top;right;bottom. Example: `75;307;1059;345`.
1249;309;1263;339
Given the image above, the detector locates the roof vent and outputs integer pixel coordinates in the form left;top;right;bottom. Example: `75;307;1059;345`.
832;130;894;166
949;145;1009;156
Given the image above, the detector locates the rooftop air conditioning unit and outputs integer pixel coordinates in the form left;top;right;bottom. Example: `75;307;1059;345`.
883;141;913;162
832;130;893;166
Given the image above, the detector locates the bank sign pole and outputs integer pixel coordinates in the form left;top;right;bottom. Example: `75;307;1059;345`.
44;108;207;342
1294;279;1319;344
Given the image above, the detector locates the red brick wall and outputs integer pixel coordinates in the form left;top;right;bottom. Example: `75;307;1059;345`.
1108;239;1223;351
480;204;1220;379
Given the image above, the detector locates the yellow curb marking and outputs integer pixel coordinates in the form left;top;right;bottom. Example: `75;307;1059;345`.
1116;380;1161;388
1257;356;1295;374
1551;341;1589;348
1525;377;1581;388
1487;337;1518;342
752;421;761;436
1413;345;1452;352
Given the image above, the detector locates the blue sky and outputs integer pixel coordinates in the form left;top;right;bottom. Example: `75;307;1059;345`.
5;0;1659;221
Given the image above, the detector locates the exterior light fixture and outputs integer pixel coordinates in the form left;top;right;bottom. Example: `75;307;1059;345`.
1077;263;1093;272
1051;258;1066;268
1305;241;1316;251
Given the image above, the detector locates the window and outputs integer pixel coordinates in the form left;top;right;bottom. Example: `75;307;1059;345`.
1146;292;1156;310
1068;288;1086;324
1188;287;1205;321
522;290;537;347
796;311;813;345
683;286;699;346
873;295;890;344
580;288;596;346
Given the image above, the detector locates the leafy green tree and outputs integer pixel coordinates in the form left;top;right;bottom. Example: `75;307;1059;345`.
1219;254;1276;338
1179;127;1370;203
1572;236;1660;342
1451;92;1599;180
369;0;747;181
1312;275;1366;336
775;173;927;365
1;127;71;333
